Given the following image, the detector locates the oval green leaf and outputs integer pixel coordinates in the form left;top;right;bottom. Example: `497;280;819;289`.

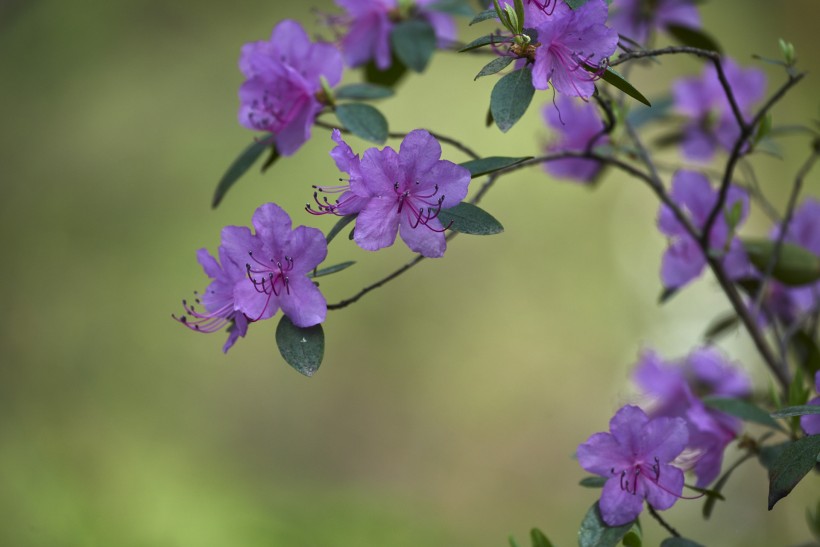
336;103;389;144
470;7;498;24
595;66;651;107
212;135;273;208
335;83;394;101
578;502;634;547
702;396;785;431
490;67;535;132
438;202;504;235
390;19;436;72
530;528;554;547
326;214;358;244
475;55;515;80
459;156;532;177
666;24;722;54
459;34;512;52
275;315;325;377
743;239;820;286
579;476;607;488
771;405;820;418
307;261;356;279
767;434;820;509
364;56;408;87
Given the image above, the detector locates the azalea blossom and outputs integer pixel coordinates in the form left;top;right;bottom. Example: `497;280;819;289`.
542;95;608;183
308;129;471;258
238;20;343;156
673;58;766;161
633;348;751;487
657;170;751;290
577;405;688;526
334;0;456;70
609;0;700;45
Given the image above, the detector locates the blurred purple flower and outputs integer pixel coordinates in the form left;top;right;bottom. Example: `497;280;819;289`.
609;0;700;45
174;247;250;353
800;372;820;435
634;348;751;487
530;0;618;98
657;170;751;290
577;405;688;526
238;20;343;156
334;0;456;69
542;95;608;183
673;58;766;161
309;129;470;258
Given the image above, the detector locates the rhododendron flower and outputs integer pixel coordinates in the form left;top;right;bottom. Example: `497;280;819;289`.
238;20;343;156
634;348;751;487
577;405;688;526
762;199;820;324
801;372;820;435
334;0;456;69
529;0;618;98
174;246;250;353
542;95;608;183
308;129;471;258
673;58;766;161
658;170;751;289
609;0;700;45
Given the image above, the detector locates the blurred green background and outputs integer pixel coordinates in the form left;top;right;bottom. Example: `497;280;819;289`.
1;1;819;545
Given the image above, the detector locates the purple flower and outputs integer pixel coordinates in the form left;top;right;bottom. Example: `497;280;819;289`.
542;95;608;182
577;405;688;526
633;348;751;487
801;372;820;435
530;0;619;98
334;0;456;70
308;129;471;258
673;58;766;161
238;20;343;156
657;170;751;290
174;246;250;353
609;0;700;45
762;199;820;324
222;203;329;328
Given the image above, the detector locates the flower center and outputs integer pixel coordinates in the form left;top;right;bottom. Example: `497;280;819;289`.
246;252;295;304
393;181;452;232
611;457;661;495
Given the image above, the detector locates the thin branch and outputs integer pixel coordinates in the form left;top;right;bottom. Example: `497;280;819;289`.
314;119;481;160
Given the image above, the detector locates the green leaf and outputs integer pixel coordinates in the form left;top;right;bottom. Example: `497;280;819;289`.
459;33;512;52
426;0;475;16
743;239;820;286
390;19;437;72
666;24;722;54
212;135;272;208
758;441;790;471
475;55;515;80
530;528;554;547
307;261;356;279
703;397;785;431
752;112;773;146
703;312;740;343
336;103;389;144
622;523;643;547
459;156;532;177
579;476;607;488
597;66;651;106
658;286;678;304
470;8;498;25
768;434;820;509
791;330;820;377
660;539;705;547
509;536;521;547
490;67;535;132
771;405;820;418
275;315;325;377
364;56;408;87
438;202;504;235
260;144;280;173
565;0;591;8
335;83;394;101
485;106;494;127
326;214;358;245
578;502;633;547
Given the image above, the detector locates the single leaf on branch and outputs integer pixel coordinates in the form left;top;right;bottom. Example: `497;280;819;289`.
743;239;820;286
364;56;407;87
592;66;651;106
529;528;554;547
212;135;273;208
438;202;504;235
335;103;389;144
702;397;785;431
666;24;722;54
390;19;437;72
579;476;607;488
470;8;498;25
578;502;634;547
475;56;514;80
335;83;394;101
703;312;740;342
326;214;358;244
767;434;820;509
459;34;512;52
490;67;535;132
459;156;532;177
771;405;820;418
275;315;325;377
307;261;356;279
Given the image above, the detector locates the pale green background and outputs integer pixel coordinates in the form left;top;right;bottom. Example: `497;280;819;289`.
1;1;819;545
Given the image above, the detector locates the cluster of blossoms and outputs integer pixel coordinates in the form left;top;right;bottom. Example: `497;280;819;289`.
174;204;328;352
578;348;751;525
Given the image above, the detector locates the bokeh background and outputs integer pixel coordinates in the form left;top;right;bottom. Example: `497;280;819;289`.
2;1;819;545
